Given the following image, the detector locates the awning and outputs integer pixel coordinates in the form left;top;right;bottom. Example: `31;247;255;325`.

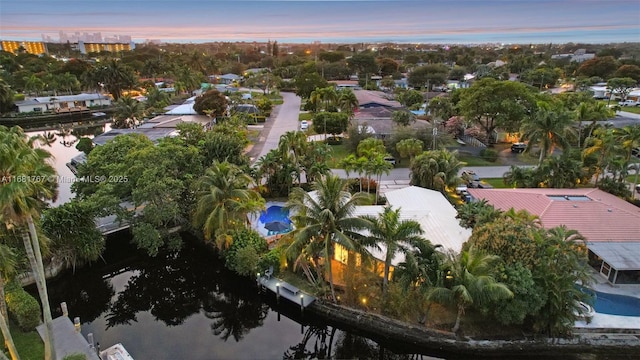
588;242;640;271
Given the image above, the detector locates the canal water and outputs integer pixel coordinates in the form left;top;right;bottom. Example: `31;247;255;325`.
43;232;427;360
25;125;628;360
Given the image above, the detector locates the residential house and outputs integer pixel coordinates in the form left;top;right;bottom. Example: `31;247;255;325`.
14;93;111;114
466;188;640;285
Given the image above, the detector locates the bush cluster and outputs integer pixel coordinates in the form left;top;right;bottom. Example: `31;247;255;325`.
5;281;42;331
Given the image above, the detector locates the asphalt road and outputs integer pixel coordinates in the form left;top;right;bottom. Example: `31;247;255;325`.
250;92;302;164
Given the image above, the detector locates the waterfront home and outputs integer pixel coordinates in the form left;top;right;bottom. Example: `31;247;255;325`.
14;93;112;113
467;188;640;285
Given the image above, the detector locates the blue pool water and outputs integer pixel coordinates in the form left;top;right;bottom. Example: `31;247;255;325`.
258;205;292;234
593;290;640;317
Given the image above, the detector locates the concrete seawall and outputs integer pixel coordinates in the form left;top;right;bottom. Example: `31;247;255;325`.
308;300;640;359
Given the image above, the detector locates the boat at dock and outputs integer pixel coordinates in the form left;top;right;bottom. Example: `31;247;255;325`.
100;343;134;360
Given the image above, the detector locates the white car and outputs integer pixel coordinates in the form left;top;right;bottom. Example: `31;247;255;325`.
300;120;309;130
618;100;639;107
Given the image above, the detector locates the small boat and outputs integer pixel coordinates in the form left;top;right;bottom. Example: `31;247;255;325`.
100;343;134;360
92;112;107;117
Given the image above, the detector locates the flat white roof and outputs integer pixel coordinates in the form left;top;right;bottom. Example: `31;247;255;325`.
353;186;471;265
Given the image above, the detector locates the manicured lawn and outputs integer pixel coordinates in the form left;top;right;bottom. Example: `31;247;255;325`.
620;106;640;114
482;177;509;188
327;144;349;168
3;321;44;360
298;113;312;121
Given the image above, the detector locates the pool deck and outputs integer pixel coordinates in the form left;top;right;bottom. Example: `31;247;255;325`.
574;271;640;332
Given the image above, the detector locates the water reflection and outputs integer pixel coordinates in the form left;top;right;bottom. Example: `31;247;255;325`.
27;121;110;206
43;233;429;359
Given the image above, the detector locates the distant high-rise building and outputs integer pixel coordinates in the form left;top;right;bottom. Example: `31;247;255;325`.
0;40;47;55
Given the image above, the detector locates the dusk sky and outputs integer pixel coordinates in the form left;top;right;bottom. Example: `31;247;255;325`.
1;0;639;44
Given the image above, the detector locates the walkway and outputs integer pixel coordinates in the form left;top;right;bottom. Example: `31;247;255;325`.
36;316;100;360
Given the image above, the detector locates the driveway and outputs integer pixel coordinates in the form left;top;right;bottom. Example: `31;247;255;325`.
249;92;302;164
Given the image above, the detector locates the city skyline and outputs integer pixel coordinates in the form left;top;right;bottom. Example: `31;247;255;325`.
1;0;639;44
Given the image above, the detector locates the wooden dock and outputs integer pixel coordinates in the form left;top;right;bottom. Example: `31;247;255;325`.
258;275;316;308
36;316;100;360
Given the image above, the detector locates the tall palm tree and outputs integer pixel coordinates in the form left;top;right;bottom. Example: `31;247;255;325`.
616;125;640;187
0;126;57;360
338;88;358;117
583;127;619;185
113;95;145;129
285;175;371;302
193;161;265;249
520;108;575;166
360;207;423;298
0;242;20;360
533;226;591;337
428;247;513;333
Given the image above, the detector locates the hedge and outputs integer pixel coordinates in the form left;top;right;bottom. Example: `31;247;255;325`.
5;281;42;331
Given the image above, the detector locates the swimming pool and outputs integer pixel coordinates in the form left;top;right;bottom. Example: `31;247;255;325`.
593;290;640;317
579;286;640;317
258;205;292;235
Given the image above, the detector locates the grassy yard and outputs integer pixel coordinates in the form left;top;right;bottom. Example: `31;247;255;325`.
327;144;349;168
3;321;44;360
482;177;510;188
298;113;312;121
620;106;640;114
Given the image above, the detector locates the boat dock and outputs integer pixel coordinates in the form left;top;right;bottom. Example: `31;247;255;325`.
36;316;100;360
258;274;316;309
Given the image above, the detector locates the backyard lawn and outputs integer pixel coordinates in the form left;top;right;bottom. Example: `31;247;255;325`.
327;144;349;168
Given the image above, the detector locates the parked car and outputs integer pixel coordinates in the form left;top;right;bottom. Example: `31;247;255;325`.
511;142;527;153
384;156;396;166
618;99;640;107
300;120;309;130
461;170;480;187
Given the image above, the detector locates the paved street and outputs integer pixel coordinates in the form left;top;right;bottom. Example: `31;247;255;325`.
249;92;302;164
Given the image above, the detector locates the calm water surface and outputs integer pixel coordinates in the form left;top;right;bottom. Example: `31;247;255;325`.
43;234;424;360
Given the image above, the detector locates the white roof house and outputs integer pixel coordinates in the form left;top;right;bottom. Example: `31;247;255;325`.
353;186;472;266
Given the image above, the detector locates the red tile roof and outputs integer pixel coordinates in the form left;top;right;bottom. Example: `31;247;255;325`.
466;188;640;242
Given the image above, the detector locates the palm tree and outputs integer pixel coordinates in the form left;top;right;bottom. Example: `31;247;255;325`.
0;243;20;360
113;95;145;129
193;161;265;249
369;155;393;204
23;74;45;96
616;125;640;187
428;247;513;333
520;108;575;166
360;207;423;298
337;88;358;117
583;127;619;185
396;138;423;163
0;126;57;360
410;150;464;193
533;226;591;337
285;175;371;302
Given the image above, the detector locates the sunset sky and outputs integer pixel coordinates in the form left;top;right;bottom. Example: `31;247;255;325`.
1;0;639;44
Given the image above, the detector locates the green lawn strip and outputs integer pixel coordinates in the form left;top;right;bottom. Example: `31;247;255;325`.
298;113;312;121
620;107;640;114
482;178;510;188
327;144;349;168
3;320;44;360
456;154;498;166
